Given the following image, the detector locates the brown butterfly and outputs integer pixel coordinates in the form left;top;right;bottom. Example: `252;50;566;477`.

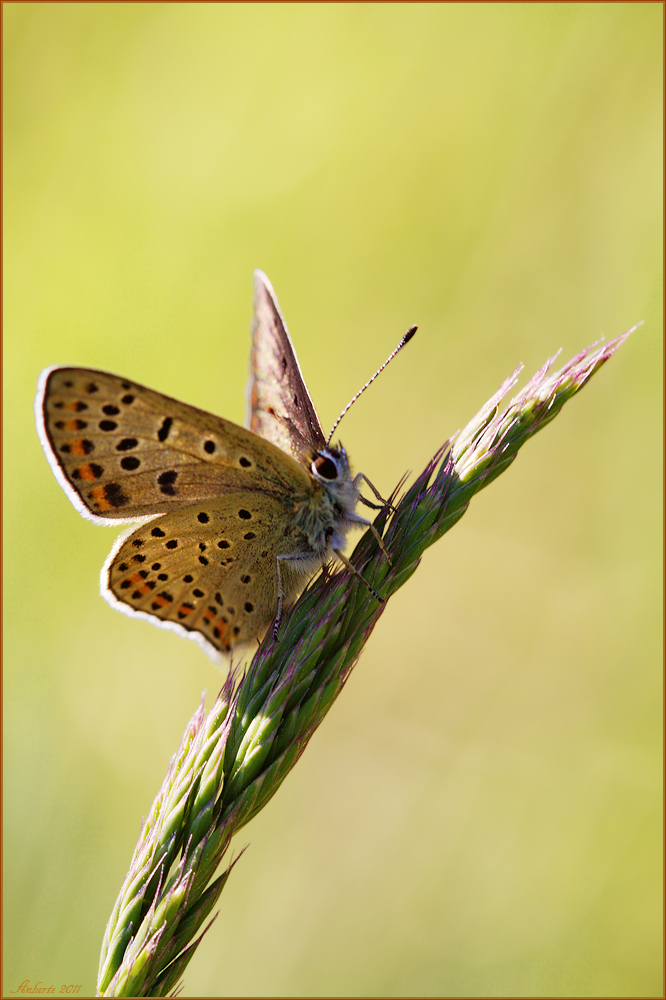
35;271;414;660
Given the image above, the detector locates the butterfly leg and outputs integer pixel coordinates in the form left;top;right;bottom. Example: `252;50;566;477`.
273;541;385;640
274;550;323;639
356;472;397;514
359;495;383;511
332;546;385;604
274;553;288;638
346;512;392;566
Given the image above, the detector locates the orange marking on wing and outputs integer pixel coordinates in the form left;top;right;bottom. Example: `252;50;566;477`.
90;486;112;510
64;401;83;411
127;582;152;597
177;604;193;617
153;594;171;608
211;617;231;645
70;439;89;456
218;620;233;651
63;419;85;431
77;464;97;480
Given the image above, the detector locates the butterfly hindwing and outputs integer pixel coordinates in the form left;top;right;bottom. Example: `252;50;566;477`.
103;494;301;656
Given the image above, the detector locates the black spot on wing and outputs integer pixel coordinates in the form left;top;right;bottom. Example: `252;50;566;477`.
157;417;173;442
103;482;129;508
157;470;178;496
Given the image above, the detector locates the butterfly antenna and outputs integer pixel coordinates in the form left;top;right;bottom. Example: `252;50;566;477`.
326;325;417;444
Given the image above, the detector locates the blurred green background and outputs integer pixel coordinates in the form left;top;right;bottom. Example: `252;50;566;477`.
3;3;662;997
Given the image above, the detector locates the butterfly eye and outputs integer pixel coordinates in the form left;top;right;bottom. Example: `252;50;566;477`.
312;453;339;481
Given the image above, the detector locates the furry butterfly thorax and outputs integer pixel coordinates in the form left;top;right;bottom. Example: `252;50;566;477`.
35;271;414;661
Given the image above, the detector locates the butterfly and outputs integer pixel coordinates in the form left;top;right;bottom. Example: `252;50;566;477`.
35;270;415;661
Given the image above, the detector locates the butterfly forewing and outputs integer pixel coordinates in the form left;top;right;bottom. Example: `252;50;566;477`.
37;366;309;523
246;270;326;461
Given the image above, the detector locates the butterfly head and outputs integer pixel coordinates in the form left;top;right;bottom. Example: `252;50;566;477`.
309;444;358;514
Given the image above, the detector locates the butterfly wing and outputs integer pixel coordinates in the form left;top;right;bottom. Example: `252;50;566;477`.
246;270;326;462
103;493;304;657
36;365;312;525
